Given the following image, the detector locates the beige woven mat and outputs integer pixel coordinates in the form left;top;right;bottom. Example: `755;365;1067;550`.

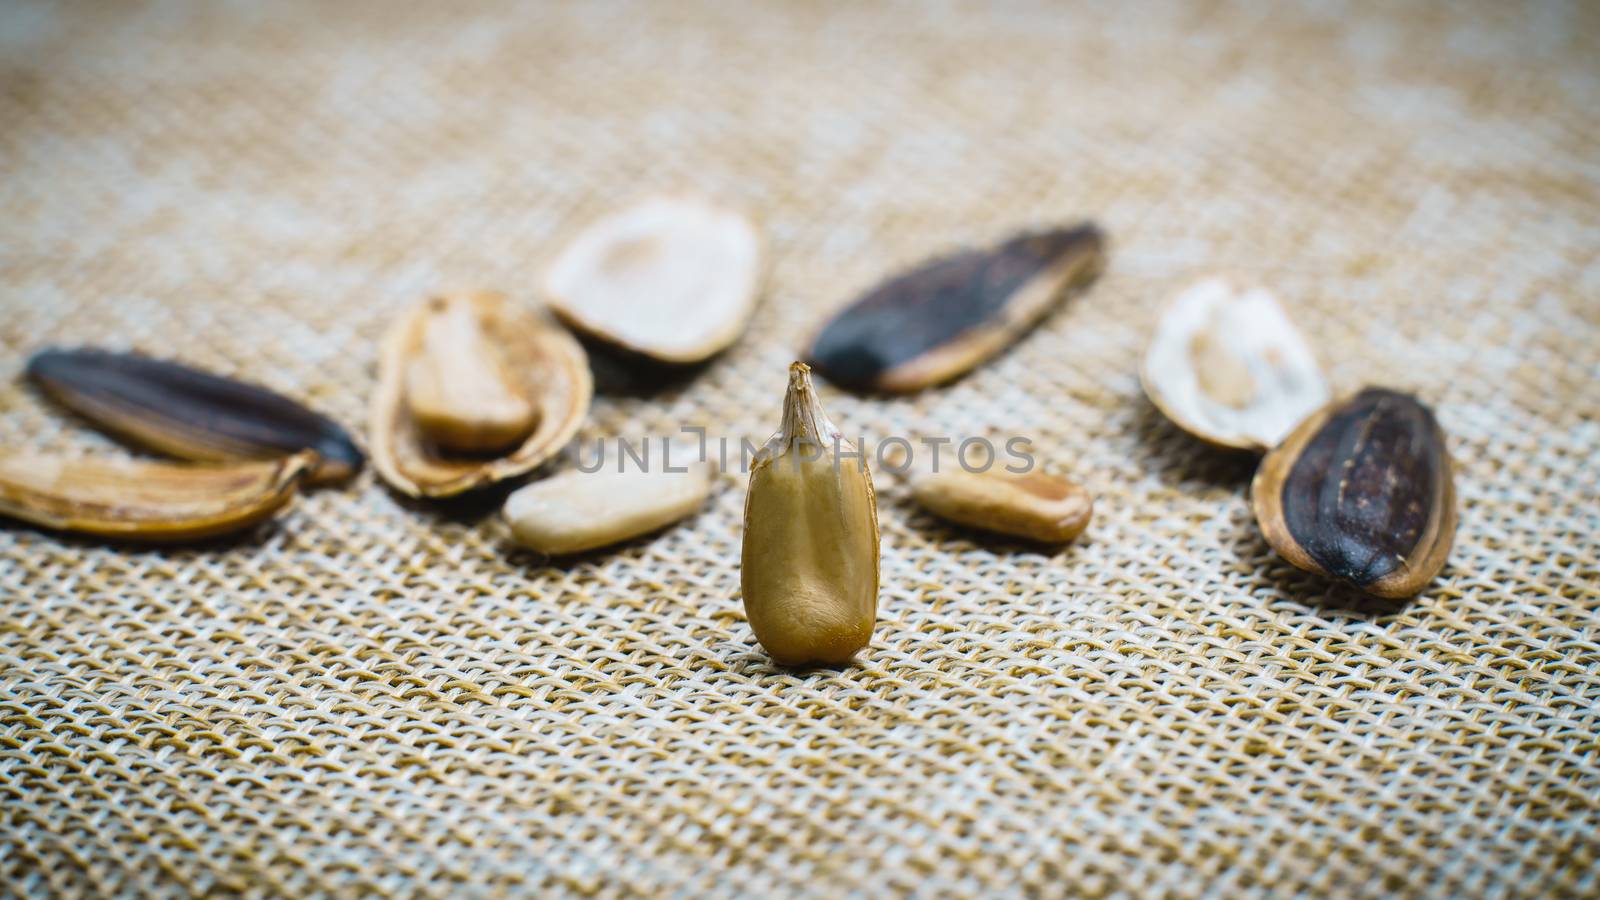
3;1;1598;896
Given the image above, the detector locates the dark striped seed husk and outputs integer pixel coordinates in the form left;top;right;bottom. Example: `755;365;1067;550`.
27;348;363;484
1251;387;1457;599
804;223;1105;393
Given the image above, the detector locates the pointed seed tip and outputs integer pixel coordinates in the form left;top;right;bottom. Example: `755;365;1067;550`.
787;362;812;390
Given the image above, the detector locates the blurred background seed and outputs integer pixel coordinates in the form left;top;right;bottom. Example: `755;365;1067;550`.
805;223;1105;393
545;196;762;365
1141;279;1328;452
910;466;1093;544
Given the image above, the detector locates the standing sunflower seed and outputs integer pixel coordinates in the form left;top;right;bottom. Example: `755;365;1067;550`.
805;223;1105;392
544;196;763;365
741;363;879;666
370;292;592;498
1251;388;1457;598
26;348;363;483
0;452;313;542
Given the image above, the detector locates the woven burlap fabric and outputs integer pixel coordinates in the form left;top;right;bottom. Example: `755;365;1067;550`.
3;1;1597;896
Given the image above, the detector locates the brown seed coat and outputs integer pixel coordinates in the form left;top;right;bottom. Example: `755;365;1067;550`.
741;363;880;666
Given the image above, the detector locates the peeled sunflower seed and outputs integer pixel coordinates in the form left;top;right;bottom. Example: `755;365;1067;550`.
26;348;363;483
503;453;716;555
0;452;313;542
403;294;539;453
741;363;879;666
1251;387;1457;599
804;223;1105;392
544;197;762;365
371;292;592;498
1141;278;1328;452
909;466;1093;544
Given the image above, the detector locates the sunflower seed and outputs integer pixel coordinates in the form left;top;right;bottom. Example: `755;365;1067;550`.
370;292;592;498
503;453;715;555
403;294;539;453
910;466;1093;544
741;363;879;666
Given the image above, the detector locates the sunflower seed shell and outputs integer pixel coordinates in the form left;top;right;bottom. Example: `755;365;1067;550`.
545;196;763;365
1141;279;1328;452
805;223;1105;392
370;292;592;498
27;348;363;483
0;452;313;542
1251;387;1457;598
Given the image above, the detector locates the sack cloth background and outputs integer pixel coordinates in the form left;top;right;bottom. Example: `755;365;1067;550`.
3;1;1596;896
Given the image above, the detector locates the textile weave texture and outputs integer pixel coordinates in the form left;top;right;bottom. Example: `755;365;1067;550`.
3;1;1597;896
